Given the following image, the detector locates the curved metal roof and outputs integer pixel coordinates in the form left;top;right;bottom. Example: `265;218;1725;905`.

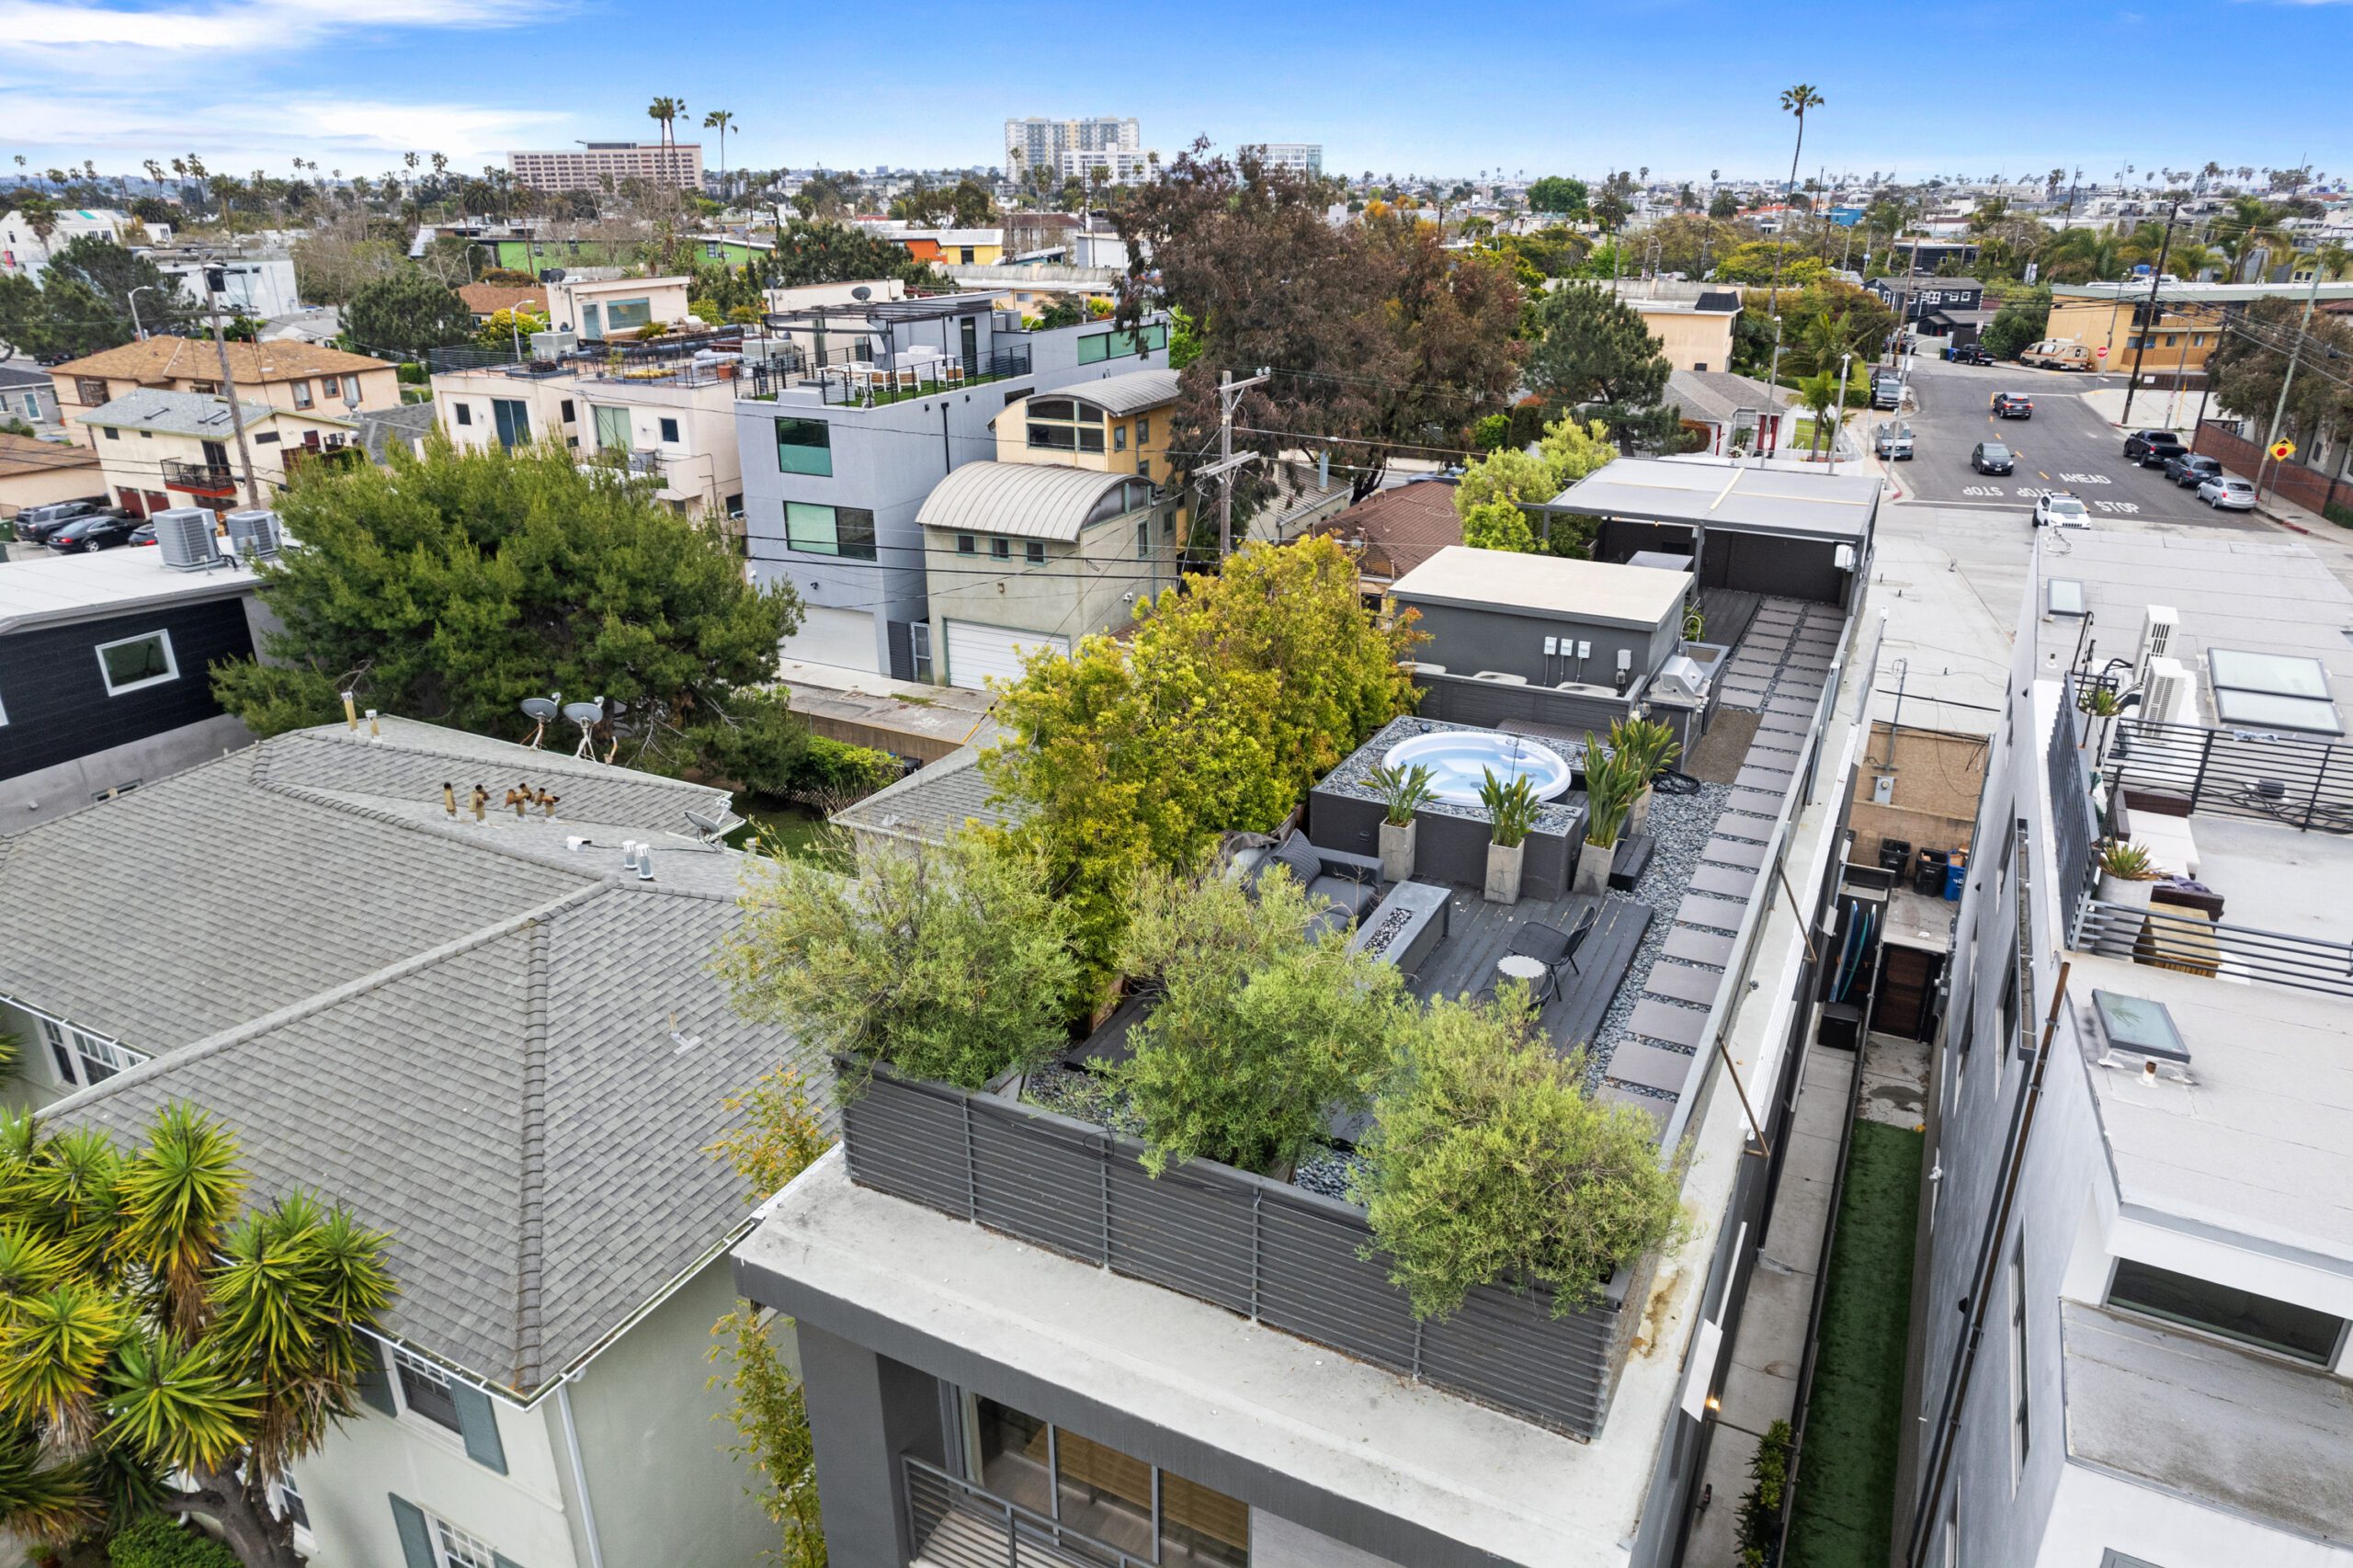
916;461;1146;542
1050;366;1183;417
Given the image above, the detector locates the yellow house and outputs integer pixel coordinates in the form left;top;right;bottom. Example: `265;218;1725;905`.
2044;295;2228;379
77;388;362;517
1576;282;1744;372
995;365;1185;493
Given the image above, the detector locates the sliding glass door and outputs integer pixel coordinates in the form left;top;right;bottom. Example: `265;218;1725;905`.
969;1396;1247;1567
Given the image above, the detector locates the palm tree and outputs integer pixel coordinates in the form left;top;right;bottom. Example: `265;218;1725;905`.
1797;369;1842;460
0;1108;394;1566
703;109;736;199
1771;84;1824;311
2313;241;2353;282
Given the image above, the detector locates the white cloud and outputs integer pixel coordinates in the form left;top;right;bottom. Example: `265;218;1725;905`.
0;0;551;53
0;89;568;170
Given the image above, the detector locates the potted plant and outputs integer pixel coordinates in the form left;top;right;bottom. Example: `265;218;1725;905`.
1605;715;1682;839
1369;761;1438;883
1478;768;1541;905
2094;838;2164;957
1577;741;1641;895
1682;603;1706;645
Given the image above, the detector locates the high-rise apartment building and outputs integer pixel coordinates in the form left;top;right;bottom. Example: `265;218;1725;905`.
1256;143;1324;177
506;142;704;193
1004;117;1139;179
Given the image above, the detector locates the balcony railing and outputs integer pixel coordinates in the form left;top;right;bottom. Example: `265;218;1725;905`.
160;459;236;494
2102;711;2353;834
841;1060;1632;1438
2075;899;2353;996
739;345;1033;408
904;1456;1148;1568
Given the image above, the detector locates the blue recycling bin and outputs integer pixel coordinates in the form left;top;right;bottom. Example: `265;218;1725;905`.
1944;848;1969;901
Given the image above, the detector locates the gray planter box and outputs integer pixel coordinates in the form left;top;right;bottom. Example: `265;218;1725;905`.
839;1061;1634;1438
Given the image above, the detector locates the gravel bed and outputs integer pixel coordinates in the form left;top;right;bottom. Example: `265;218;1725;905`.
1589;778;1732;1086
1292;1145;1366;1199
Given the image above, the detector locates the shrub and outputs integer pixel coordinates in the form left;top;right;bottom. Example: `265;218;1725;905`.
1354;994;1686;1319
785;735;900;813
722;829;1077;1091
1112;868;1405;1176
2325;500;2353;529
1734;1418;1795;1567
108;1517;239;1568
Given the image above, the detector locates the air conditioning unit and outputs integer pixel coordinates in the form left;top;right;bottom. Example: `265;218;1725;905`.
223;508;280;560
529;329;577;362
2142;655;2194;726
152;507;218;571
2135;604;2179;674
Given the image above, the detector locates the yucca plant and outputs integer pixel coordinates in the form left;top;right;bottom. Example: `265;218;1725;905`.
1478;768;1542;848
2097;840;2159;881
1369;761;1438;827
0;1106;393;1566
1581;742;1645;851
1605;716;1681;788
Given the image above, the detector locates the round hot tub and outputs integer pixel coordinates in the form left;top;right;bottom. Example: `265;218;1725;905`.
1381;730;1574;807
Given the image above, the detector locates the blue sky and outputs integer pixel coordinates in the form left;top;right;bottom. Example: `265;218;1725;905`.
3;0;2347;187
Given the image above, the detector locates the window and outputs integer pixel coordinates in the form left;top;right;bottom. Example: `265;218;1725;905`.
1113;424;1128;452
990;537;1011;560
592;404;631;451
322;375;344;400
784;502;876;560
1026;398;1106;454
96;631;178;695
603;296;653;333
2107;1257;2346;1363
392;1346;461;1432
431;1517;498;1568
560;399;576;423
1025;540;1046;564
659;415;680;444
491;398;530;450
2046;578;2085;616
2009;1235;2029;1483
104;426;119;440
37;1018;145;1090
292;381;313;409
956;532;976;555
190;381;218;395
974;1397;1245;1567
276;1471;309;1530
2206;647;2342;735
1136;416;1150;445
1136;518;1151;559
74;377;108;406
453;403;472;426
775;418;832;476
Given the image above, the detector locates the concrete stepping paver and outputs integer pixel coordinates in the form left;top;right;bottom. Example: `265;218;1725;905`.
1629;998;1708;1049
1664;926;1736;966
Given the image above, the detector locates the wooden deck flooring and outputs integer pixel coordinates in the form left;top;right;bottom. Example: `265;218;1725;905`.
1407;881;1654;1059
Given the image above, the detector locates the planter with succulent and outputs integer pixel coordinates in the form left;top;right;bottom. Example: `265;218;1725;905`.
1576;736;1644;895
1605;714;1682;839
1479;768;1541;904
1370;760;1438;883
2094;838;2164;956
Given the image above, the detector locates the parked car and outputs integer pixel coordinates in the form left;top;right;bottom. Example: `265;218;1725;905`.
1871;379;1903;410
1972;441;2016;475
1874;425;1915;460
2124;430;2187;466
2198;476;2258;511
1945;343;1995;366
2163;453;2224;488
127;520;158;547
2034;494;2091;528
46;512;142;552
1992;392;2034;419
2019;338;2094;370
12;500;106;545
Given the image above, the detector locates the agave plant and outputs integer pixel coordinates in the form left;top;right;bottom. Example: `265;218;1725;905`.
2097;840;2161;881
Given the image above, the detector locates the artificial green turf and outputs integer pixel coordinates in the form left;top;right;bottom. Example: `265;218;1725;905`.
1781;1118;1924;1568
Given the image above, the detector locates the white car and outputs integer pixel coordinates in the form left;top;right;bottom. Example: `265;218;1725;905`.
2198;476;2257;511
2033;493;2091;528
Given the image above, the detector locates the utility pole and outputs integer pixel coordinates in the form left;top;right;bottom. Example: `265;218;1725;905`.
2250;261;2327;505
2118;201;2178;426
201;263;263;511
1199;368;1268;562
1764;315;1786;463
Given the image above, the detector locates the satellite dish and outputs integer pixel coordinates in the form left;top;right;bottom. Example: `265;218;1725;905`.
562;696;606;760
684;806;743;845
850;285;872;301
520;693;561;749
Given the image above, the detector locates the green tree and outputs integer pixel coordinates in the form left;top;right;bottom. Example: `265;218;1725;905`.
1524;284;1674;448
722;831;1078;1090
1451;413;1617;556
1112;867;1405;1176
1771;84;1825;307
1713;241;1826;288
1352;996;1686;1320
706;1069;832;1568
290;229;408;306
342;269;472;358
0;1107;394;1566
209;436;805;782
768;218;949;291
1980;290;2052;360
1525;176;1589;219
983;537;1421;999
1796;369;1843;459
1708;188;1739;221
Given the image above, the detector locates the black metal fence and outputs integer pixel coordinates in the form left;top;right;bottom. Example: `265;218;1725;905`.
2076;900;2353;996
2105;714;2353;834
904;1456;1146;1568
842;1063;1631;1438
2046;698;2100;938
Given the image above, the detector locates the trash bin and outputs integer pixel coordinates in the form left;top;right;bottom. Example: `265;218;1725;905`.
1915;848;1951;896
1879;837;1912;873
1944;848;1970;901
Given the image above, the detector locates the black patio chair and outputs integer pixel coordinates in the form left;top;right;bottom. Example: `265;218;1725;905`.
1505;907;1598;1005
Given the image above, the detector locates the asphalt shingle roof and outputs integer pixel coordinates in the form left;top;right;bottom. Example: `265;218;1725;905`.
830;744;1016;846
77;387;286;438
20;718;795;1392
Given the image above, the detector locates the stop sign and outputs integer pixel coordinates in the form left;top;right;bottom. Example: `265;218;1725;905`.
2096;347;2109;358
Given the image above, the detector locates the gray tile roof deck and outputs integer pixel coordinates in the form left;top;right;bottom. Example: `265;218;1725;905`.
829;743;1020;846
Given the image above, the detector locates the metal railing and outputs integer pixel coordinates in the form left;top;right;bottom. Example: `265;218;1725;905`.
160;459;236;492
2046;697;2099;924
841;1061;1630;1438
2075;899;2353;996
904;1456;1150;1568
809;344;1032;407
2102;712;2353;834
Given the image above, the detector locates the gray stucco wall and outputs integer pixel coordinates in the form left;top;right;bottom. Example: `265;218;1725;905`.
568;1256;779;1568
1404;599;1677;690
796;1322;946;1568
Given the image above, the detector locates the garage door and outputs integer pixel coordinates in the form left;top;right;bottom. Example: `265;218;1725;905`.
779;606;880;673
944;620;1070;690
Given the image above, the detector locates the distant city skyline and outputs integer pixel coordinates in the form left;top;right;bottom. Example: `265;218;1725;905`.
3;0;2347;186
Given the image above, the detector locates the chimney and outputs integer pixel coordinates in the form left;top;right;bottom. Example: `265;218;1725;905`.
365;708;381;741
341;690;358;731
442;782;456;818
